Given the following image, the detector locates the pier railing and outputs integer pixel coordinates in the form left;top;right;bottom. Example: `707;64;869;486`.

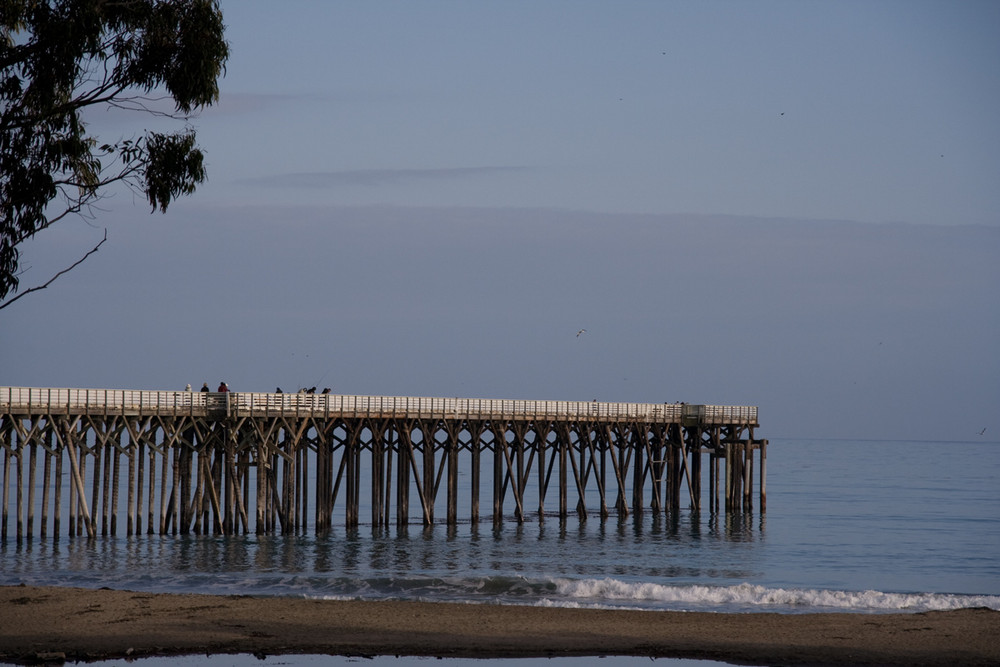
0;387;758;426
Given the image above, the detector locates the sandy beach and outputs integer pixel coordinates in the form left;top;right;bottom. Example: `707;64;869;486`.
0;585;997;666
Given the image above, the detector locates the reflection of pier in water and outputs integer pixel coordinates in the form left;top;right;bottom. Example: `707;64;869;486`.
1;387;766;540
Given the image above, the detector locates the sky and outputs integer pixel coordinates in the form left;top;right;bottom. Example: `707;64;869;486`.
2;1;999;441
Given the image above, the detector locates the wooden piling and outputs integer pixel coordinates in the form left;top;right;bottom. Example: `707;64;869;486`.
759;438;767;511
396;424;410;526
2;440;10;540
41;442;51;538
469;421;481;524
27;442;36;539
15;440;22;540
53;436;62;538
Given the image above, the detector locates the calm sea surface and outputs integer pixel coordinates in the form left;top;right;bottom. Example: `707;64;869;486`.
2;438;999;614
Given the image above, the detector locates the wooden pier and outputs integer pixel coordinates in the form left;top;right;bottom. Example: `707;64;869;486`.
0;387;766;540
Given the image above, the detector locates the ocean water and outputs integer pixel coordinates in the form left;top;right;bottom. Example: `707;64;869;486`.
2;438;999;615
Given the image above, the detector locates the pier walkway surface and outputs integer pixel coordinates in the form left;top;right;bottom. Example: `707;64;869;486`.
1;387;765;539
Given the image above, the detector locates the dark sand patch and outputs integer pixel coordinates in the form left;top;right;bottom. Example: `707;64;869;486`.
1;585;997;666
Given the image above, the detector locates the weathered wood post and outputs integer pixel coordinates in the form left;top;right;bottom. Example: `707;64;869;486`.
422;422;436;526
382;422;394;528
27;439;36;539
371;421;384;527
447;426;459;526
632;425;644;514
14;434;23;540
62;418;95;538
345;425;357;528
574;427;587;519
256;435;268;534
1;431;10;540
40;435;51;538
743;440;753;512
535;425;547;521
396;423;411;526
690;428;702;511
492;425;503;524
558;427;568;520
298;432;308;533
759;438;767;512
111;435;122;536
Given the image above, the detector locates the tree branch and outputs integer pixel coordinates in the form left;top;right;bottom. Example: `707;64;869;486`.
10;158;144;247
0;229;107;311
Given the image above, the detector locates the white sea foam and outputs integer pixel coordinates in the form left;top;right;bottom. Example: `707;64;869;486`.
309;574;1000;614
550;578;1000;612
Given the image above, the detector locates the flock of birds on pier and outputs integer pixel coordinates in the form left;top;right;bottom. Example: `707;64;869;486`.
275;387;331;395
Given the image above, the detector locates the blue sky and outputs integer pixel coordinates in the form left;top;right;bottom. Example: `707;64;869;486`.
2;1;999;441
193;0;1000;225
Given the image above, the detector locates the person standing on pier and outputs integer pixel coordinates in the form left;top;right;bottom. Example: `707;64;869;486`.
201;383;210;392
218;382;229;392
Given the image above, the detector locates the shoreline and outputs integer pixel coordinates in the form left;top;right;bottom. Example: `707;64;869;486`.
1;585;998;666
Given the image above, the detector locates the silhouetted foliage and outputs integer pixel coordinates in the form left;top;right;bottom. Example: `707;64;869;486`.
0;0;228;306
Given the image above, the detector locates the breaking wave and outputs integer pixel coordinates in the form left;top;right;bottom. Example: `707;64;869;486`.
546;578;1000;613
313;575;1000;614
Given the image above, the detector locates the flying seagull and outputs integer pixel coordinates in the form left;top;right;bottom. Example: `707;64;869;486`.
576;329;587;337
979;427;987;436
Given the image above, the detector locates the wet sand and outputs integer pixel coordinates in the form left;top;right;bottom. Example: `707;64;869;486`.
1;585;997;666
